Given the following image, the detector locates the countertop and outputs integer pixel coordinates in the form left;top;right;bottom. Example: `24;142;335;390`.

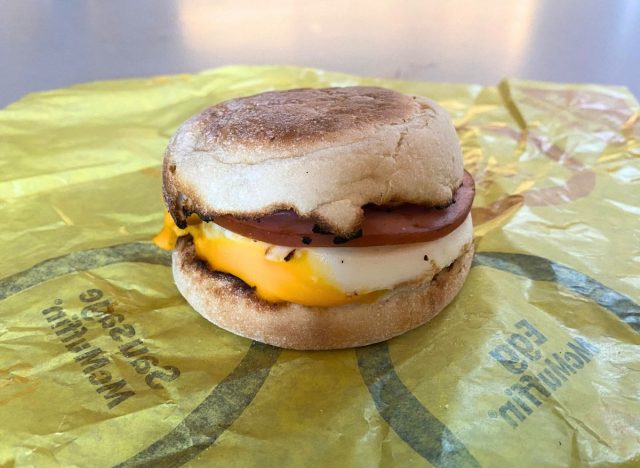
1;0;639;108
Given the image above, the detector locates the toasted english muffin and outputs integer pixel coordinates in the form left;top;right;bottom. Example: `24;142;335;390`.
172;237;474;350
163;87;463;235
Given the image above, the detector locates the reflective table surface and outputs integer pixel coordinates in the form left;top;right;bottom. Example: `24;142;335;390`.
1;0;638;107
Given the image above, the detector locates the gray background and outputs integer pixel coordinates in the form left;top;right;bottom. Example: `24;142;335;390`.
1;0;639;108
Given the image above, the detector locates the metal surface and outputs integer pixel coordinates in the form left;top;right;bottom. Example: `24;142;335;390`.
1;0;639;108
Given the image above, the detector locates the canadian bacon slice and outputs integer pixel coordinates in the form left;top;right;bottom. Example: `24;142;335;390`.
213;170;475;247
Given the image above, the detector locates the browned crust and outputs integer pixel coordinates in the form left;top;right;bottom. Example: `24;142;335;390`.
189;87;414;151
172;237;474;350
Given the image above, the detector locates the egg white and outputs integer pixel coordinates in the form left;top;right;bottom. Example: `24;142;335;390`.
204;214;473;295
310;215;472;293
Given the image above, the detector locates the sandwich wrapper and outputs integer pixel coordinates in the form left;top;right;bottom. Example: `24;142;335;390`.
1;65;639;467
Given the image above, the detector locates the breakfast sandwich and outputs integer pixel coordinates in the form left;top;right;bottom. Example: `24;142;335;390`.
154;86;475;350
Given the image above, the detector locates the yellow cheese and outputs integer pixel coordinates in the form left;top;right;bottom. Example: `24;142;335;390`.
154;212;380;306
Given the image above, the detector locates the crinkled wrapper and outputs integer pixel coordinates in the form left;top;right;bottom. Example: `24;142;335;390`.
1;66;639;467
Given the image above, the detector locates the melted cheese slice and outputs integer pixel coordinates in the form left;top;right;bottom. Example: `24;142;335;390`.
154;212;472;307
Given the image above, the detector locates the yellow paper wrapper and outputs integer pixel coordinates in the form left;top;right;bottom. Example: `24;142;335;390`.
1;66;639;467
